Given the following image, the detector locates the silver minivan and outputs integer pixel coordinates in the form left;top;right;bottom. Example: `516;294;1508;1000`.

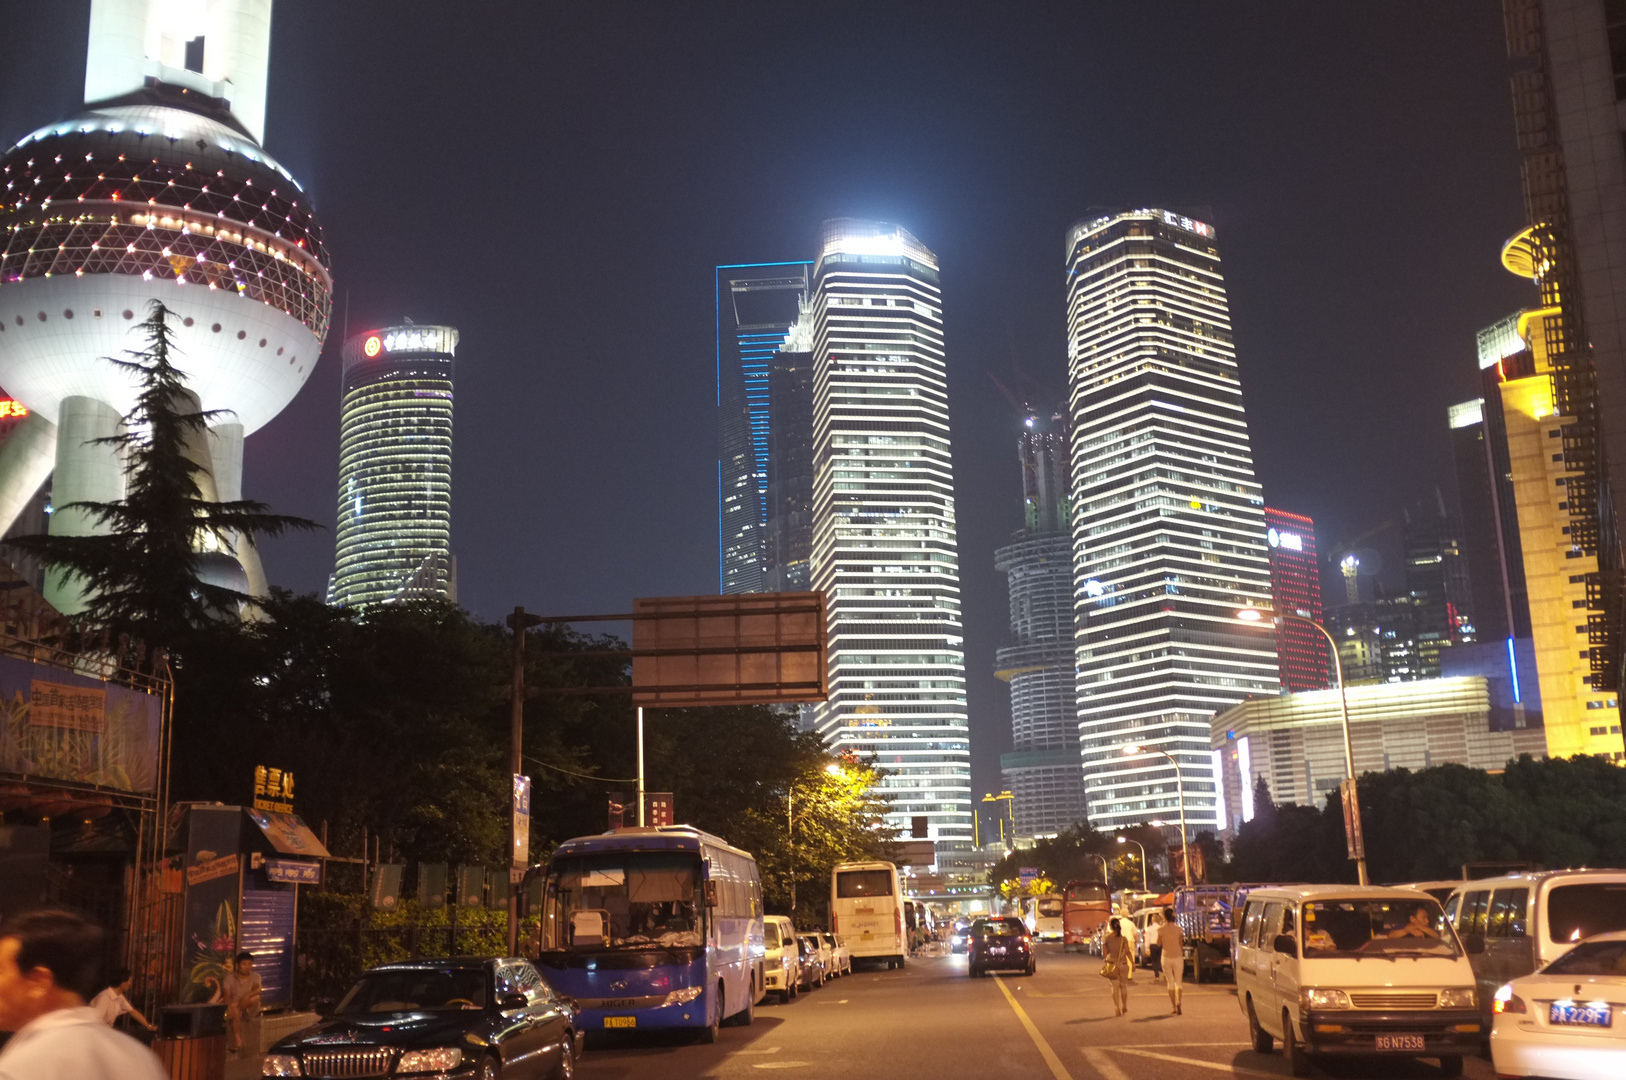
1445;869;1626;1029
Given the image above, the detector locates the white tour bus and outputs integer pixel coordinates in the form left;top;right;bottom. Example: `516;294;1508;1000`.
830;862;906;969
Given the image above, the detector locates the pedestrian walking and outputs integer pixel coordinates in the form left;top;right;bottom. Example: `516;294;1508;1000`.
220;950;263;1057
1156;905;1185;1014
1100;916;1134;1016
90;966;158;1039
0;908;167;1080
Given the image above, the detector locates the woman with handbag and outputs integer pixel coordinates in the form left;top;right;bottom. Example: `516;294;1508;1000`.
1100;917;1135;1016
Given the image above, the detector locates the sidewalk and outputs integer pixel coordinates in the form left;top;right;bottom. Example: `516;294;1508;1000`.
225;1051;263;1080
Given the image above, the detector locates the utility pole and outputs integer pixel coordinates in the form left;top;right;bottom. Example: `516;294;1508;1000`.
506;607;542;956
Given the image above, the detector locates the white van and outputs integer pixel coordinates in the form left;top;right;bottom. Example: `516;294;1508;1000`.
761;915;802;1003
1445;869;1626;1029
830;862;906;969
1235;886;1483;1077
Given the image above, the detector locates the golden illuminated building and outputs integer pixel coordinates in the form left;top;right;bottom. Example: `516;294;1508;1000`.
1496;229;1622;760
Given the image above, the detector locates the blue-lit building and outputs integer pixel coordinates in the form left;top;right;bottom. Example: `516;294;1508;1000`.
716;263;811;593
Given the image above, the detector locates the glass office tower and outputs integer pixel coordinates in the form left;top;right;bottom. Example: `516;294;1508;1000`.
1263;507;1331;692
717;263;811;594
1066;209;1278;834
808;219;974;871
330;324;458;608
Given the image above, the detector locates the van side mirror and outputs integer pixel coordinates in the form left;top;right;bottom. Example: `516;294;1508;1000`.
1463;933;1485;955
704;881;718;908
1273;934;1297;955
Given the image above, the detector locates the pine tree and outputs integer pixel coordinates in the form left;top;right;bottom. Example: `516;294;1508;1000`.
8;301;317;650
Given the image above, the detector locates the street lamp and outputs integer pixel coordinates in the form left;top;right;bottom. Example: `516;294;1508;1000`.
1236;605;1369;884
788;763;847;917
1121;744;1190;888
1116;835;1149;893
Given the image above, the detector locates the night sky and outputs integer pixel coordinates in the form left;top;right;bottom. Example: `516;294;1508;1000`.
0;2;1534;808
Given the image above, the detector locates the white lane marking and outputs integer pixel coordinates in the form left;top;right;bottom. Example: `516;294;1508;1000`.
732;1046;782;1055
751;1063;810;1070
1113;1047;1281;1079
1080;1047;1132;1080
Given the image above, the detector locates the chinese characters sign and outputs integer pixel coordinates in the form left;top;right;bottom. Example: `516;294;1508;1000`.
511;773;531;869
29;680;106;732
253;765;294;813
0;656;159;793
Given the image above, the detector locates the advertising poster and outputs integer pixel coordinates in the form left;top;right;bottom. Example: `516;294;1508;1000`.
0;655;161;793
181;806;242;1003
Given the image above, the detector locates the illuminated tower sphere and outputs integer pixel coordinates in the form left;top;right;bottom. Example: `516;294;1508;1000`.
0;0;331;612
328;325;458;609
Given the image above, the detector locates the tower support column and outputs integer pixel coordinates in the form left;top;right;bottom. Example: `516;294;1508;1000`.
45;396;125;614
0;412;59;539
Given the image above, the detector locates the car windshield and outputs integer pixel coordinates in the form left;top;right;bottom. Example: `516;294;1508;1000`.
335;969;487;1015
541;851;702;950
974;917;1026;936
1542;939;1626;976
1547;883;1626;945
1302;899;1460;958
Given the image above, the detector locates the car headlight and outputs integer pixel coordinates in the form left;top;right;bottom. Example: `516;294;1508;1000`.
1493;984;1526;1014
261;1055;302;1078
1438;987;1478;1009
1302;988;1351;1010
396;1048;463;1073
663;986;705;1006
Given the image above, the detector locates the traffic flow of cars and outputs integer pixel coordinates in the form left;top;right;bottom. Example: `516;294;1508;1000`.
260;824;1626;1080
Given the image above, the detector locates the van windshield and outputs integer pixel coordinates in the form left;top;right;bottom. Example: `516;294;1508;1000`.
1302;899;1460;958
764;923;781;948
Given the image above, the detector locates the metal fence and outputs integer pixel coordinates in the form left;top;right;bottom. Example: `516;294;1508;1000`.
293;917;511;1008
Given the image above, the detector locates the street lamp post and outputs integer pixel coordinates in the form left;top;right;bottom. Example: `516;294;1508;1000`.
1086;852;1109;890
1120;744;1190;888
1116;835;1149;893
1236;605;1368;885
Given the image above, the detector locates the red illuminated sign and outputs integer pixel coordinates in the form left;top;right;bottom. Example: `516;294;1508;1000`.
362;335;382;357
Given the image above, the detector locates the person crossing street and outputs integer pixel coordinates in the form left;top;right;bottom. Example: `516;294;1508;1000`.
1155;905;1185;1014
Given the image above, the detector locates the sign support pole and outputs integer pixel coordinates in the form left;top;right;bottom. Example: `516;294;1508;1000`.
636;707;645;827
505;607;541;956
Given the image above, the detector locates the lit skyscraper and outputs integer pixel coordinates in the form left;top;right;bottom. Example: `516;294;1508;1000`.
997;406;1086;837
1066;209;1278;834
1263;508;1331;692
807;219;973;872
717;263;811;594
329;324;458;608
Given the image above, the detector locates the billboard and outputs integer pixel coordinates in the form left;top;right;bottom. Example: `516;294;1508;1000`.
630;592;827;707
0;655;161;793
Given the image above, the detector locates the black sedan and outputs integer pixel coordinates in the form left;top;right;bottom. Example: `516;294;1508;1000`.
968;917;1036;978
262;957;582;1079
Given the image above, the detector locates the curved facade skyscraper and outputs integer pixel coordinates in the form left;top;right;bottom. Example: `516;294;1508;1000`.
329;325;458;608
1066;209;1277;835
807;219;973;877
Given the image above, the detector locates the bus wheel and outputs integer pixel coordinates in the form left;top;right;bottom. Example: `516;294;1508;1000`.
729;986;754;1027
698;985;722;1044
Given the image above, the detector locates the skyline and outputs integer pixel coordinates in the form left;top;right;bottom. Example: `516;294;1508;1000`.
0;1;1536;803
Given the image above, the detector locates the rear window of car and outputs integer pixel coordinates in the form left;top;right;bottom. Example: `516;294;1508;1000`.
1547;883;1626;944
836;869;893;898
974;917;1025;935
1541;940;1626;976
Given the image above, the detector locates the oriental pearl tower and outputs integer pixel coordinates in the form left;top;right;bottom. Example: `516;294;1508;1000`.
0;0;331;612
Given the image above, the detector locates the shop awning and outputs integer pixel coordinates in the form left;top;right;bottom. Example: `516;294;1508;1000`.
246;808;331;858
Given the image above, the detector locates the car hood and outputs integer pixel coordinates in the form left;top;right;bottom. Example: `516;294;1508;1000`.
273;1010;485;1051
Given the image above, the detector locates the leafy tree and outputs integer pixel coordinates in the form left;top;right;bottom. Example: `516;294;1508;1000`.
985;825;1169;894
8;301;316;650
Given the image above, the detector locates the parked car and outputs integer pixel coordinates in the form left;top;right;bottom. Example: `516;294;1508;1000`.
1446;869;1626;1033
821;931;852;977
797;933;830;990
950;918;972;954
263;957;581;1079
1491;930;1626;1080
762;915;802;1003
1235;885;1481;1078
968;916;1035;978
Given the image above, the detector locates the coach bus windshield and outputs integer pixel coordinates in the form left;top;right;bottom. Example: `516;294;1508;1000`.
541;851;703;950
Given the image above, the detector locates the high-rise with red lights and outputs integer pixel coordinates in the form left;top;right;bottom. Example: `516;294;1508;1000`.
1265;507;1332;691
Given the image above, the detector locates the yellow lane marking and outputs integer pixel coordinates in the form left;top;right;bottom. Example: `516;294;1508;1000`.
993;973;1076;1080
1113;1047;1281;1079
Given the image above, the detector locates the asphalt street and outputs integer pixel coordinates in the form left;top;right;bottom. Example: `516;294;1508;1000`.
576;944;1499;1080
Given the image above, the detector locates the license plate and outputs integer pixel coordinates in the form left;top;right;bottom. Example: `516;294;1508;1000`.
991;947;1006;955
604;1016;636;1028
1375;1035;1425;1051
1550;1003;1613;1027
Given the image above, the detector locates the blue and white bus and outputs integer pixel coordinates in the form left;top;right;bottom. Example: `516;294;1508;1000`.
535;826;765;1040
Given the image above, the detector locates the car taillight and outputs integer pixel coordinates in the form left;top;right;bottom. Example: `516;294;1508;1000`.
896;909;903;938
1493;984;1526;1014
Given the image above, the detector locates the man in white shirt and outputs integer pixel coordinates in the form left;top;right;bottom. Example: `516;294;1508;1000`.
89;966;157;1036
1155;906;1186;1015
0;909;167;1080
